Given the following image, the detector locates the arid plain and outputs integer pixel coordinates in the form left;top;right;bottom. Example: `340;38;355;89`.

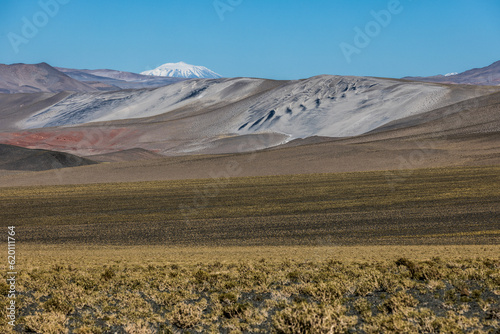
0;61;499;333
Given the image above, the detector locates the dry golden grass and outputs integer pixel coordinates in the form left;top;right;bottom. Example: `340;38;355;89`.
16;244;500;265
1;245;499;333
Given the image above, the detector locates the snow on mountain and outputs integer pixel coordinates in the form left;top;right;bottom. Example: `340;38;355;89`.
140;62;222;79
444;72;458;77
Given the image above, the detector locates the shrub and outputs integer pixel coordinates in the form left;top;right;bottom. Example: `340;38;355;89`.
396;258;442;281
395;258;424;280
486;307;500;320
101;267;115;281
273;302;356;334
363;313;416;333
353;298;372;318
218;292;238;304
0;281;9;296
124;321;154;334
73;325;104;334
287;270;302;282
193;269;210;283
222;302;251;319
24;312;69;334
299;281;346;302
355;275;380;296
171;302;202;329
43;296;74;315
380;291;418;314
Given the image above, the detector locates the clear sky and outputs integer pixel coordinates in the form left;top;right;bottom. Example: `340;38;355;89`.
0;0;499;80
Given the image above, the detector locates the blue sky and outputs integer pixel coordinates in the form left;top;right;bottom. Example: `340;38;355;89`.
0;0;499;79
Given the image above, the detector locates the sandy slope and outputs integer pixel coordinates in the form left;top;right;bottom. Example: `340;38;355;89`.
87;148;165;162
1;89;499;187
11;76;478;138
0;75;499;187
1;76;496;157
0;92;71;130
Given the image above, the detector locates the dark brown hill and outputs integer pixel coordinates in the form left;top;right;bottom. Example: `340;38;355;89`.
0;144;97;171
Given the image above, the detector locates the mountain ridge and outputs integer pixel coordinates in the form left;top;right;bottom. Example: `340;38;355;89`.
403;60;500;86
56;67;187;90
0;63;97;94
1;74;496;157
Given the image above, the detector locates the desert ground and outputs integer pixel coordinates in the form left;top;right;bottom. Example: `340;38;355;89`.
1;164;499;333
0;69;499;332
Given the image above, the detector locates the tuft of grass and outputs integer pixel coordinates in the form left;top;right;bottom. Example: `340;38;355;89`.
170;303;202;329
43;296;74;315
273;302;357;334
380;291;418;314
101;267;115;281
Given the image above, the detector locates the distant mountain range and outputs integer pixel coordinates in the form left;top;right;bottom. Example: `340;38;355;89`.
141;61;222;79
56;67;186;90
1;60;498;95
0;63;96;94
0;59;499;174
0;61;220;94
403;60;500;86
1;73;496;157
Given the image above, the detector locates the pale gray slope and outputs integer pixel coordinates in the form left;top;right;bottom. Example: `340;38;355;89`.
17;76;486;137
2;75;498;156
16;77;277;129
56;67;186;90
1;90;499;186
0;92;72;131
87;148;165;162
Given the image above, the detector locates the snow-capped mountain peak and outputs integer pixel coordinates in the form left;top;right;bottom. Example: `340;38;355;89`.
140;62;222;79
